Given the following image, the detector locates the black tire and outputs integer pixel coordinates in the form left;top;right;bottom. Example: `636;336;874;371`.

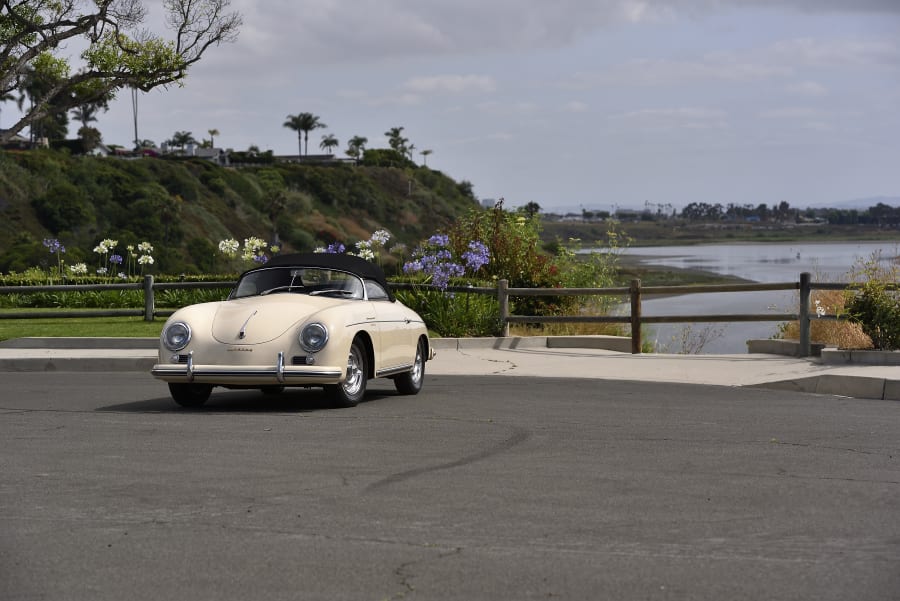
169;383;213;407
260;385;285;395
325;338;368;408
394;339;425;395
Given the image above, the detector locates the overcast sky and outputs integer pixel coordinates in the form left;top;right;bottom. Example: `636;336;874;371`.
64;1;900;211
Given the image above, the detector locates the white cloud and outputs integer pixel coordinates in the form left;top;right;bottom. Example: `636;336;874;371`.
614;107;729;130
562;101;589;113
403;75;497;95
758;107;860;121
786;80;828;97
769;37;900;68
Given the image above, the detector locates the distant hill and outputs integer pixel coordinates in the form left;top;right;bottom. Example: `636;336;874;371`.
0;149;479;274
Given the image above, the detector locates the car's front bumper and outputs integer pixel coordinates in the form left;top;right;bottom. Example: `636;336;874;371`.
151;351;344;385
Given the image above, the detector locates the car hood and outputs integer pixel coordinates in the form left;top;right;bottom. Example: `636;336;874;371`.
211;296;328;345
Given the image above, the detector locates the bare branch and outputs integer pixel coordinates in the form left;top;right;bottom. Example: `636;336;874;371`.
0;0;241;143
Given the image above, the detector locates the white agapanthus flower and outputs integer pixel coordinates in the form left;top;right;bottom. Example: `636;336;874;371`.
218;238;240;257
356;248;376;261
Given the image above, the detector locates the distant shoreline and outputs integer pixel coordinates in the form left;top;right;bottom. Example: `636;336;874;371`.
543;219;899;249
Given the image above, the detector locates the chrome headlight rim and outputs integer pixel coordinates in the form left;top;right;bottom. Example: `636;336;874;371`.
162;321;192;352
299;322;329;353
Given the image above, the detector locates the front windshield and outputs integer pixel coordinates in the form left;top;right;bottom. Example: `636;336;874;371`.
231;267;364;300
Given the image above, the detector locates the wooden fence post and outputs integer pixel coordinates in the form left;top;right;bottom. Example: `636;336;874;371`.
630;278;642;354
143;275;155;322
799;272;811;357
498;279;509;337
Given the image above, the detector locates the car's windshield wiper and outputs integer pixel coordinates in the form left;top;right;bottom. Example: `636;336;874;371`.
309;288;356;297
259;285;305;296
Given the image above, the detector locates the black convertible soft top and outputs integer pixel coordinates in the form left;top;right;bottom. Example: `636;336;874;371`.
241;253;395;301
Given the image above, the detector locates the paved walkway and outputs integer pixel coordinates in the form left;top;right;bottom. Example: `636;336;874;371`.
0;336;897;400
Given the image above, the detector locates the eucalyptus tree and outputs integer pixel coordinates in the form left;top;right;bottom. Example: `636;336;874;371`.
319;133;339;154
283;112;326;156
0;0;242;145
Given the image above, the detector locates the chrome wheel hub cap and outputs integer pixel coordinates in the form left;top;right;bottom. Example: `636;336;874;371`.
343;348;364;395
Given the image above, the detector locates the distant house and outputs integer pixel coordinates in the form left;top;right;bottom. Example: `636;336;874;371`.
86;143;111;157
194;146;229;166
0;131;30;149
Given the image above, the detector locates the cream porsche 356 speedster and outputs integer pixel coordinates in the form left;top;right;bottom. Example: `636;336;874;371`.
151;253;434;408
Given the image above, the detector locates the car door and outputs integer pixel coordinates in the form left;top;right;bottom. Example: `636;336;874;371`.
366;280;415;371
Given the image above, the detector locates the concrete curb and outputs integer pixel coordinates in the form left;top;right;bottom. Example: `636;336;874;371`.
0;336;159;349
1;336;897;402
750;374;900;401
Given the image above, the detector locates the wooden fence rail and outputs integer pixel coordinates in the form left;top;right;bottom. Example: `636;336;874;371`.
0;272;876;357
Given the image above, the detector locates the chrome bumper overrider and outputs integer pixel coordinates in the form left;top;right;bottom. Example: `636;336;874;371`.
151;351;343;384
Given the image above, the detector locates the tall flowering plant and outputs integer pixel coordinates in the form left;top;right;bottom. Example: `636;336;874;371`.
42;238;66;282
316;230;394;265
394;233;498;336
217;236;278;269
93;238;118;275
353;229;391;262
242;236;269;264
126;242;155;276
402;234;490;290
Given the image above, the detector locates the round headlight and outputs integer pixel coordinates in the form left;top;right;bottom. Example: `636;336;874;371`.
299;323;328;353
162;322;192;351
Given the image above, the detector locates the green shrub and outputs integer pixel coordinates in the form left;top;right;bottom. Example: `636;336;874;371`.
845;251;900;350
394;284;501;337
31;182;94;233
393;204;628;335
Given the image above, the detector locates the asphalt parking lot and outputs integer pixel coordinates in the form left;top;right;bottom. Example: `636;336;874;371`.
2;371;899;600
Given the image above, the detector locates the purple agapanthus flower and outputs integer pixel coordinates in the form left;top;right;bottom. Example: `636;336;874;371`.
43;238;65;254
404;235;489;290
427;234;450;247
109;254;123;265
462;241;490;272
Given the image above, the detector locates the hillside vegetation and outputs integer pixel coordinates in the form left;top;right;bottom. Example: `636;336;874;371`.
0;149;478;274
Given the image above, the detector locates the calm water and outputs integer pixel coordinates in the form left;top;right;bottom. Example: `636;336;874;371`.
616;241;898;353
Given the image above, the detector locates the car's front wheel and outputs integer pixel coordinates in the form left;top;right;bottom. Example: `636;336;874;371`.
169;383;213;408
325;338;367;408
394;338;425;395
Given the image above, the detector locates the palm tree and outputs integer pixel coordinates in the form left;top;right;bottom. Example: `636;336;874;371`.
384;126;408;154
319;133;339;155
167;130;197;152
208;128;220;148
345;135;367;165
71;104;99;129
283;112;326;156
420;149;433;166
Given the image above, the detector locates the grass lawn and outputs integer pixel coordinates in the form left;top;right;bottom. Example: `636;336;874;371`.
0;316;164;341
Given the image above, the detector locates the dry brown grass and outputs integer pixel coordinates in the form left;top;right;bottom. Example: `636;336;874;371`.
780;288;873;349
508;322;624;337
